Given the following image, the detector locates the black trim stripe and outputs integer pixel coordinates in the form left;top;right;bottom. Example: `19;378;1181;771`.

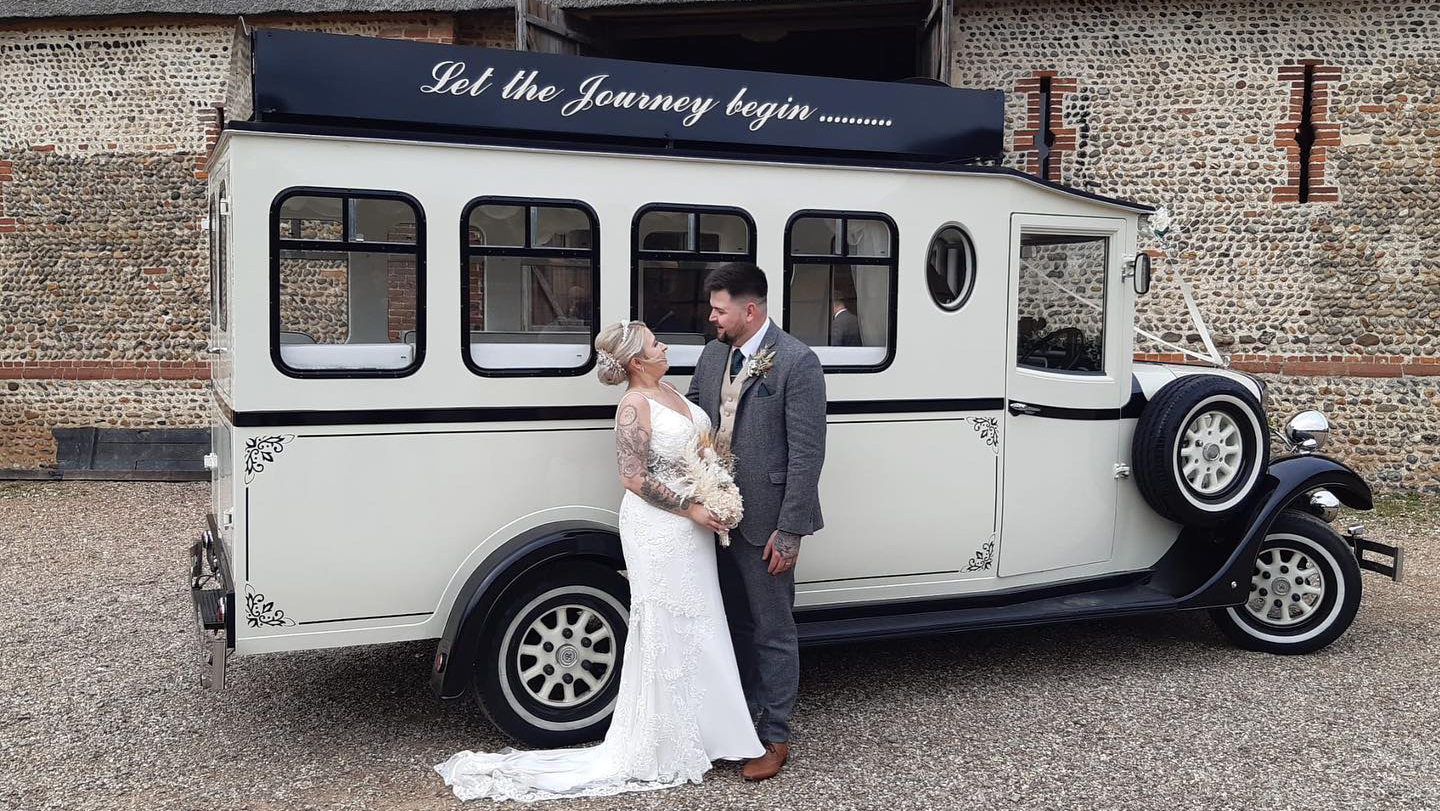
217;392;1145;428
231;404;616;427
798;569;958;586
297;611;432;626
1007;389;1147;422
219;395;1007;427
296;428;612;438
829;398;1002;415
243;487;250;580
1017;391;1147;421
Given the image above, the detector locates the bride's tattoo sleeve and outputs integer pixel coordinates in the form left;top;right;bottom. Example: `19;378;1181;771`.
615;399;688;513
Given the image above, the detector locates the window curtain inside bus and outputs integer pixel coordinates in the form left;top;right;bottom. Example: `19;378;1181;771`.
846;219;890;346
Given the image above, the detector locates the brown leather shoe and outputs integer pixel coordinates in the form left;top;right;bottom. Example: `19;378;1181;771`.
742;742;789;781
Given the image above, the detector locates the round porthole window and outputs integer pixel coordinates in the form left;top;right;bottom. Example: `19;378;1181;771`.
926;225;976;310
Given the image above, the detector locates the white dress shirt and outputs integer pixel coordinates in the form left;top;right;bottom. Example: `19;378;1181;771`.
737;318;771;360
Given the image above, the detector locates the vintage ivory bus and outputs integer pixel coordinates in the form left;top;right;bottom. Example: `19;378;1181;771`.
191;27;1402;745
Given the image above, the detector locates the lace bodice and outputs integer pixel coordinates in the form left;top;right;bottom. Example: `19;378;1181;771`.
638;388;711;492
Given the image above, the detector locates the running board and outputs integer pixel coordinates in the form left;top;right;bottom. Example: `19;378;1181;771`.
796;584;1179;646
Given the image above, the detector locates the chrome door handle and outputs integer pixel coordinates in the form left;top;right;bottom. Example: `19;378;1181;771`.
1008;401;1041;416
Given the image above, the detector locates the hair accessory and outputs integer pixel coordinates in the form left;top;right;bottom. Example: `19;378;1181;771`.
597;349;624;377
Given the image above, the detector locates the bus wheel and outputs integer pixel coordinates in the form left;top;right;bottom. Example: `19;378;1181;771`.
472;560;629;746
1210;510;1362;655
1133;375;1269;527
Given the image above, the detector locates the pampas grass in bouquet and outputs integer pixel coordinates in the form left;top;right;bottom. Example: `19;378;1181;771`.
678;429;743;547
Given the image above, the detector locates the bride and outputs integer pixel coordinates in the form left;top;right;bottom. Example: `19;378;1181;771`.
435;321;764;802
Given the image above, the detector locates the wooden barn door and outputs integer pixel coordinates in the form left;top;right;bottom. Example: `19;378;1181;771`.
516;0;599;55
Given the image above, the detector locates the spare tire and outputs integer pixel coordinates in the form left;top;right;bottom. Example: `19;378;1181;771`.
1132;375;1270;527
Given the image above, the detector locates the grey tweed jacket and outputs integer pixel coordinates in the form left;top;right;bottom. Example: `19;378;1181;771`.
686;321;827;545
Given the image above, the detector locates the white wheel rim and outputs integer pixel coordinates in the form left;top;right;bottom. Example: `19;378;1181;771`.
515;603;618;709
1243;545;1328;628
1179;409;1245;495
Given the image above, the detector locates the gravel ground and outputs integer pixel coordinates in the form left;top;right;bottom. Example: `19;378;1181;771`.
1;481;1437;811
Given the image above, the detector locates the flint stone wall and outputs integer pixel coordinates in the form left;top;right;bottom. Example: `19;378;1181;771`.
953;0;1440;491
1;2;1437;493
0;11;512;468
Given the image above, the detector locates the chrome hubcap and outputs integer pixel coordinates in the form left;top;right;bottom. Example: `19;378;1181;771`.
1180;409;1244;495
1245;547;1326;627
516;604;617;708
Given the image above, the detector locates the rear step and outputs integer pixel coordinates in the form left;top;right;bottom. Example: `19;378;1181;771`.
797;583;1177;646
1346;525;1404;582
189;521;233;690
193;587;227;631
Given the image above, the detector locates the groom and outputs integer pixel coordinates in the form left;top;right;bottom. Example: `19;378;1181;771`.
686;261;826;782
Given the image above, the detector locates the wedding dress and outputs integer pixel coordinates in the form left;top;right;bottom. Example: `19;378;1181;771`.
436;388;764;802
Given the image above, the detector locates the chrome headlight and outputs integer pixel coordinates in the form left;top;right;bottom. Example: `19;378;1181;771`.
1308;489;1341;522
1286;410;1330;452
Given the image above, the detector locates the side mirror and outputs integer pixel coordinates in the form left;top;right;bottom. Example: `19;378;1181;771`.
1131;252;1152;295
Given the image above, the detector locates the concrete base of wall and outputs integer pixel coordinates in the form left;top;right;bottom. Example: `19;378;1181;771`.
0;467;207;481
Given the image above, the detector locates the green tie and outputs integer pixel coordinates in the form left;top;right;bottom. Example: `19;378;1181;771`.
729;349;745;381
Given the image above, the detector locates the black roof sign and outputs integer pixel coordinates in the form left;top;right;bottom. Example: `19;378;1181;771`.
248;28;1004;163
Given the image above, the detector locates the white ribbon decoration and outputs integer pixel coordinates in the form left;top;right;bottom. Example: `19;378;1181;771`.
1034;272;1224;367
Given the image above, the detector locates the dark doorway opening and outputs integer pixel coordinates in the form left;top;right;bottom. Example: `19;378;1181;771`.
614;26;916;81
575;1;930;82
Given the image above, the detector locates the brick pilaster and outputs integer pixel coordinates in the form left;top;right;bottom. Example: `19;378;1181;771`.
1273;61;1341;203
0;159;13;233
1014;70;1078;183
195;103;223;180
385;222;419;342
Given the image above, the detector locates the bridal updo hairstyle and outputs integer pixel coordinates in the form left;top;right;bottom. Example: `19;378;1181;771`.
594;320;648;386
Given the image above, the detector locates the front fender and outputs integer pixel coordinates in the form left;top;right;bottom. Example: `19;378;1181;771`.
1178;454;1372;608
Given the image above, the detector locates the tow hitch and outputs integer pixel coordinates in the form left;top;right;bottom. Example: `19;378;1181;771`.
1346;524;1404;582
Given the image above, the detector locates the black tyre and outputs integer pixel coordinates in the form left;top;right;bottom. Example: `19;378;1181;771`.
1132;375;1269;527
1210;510;1362;655
473;560;630;746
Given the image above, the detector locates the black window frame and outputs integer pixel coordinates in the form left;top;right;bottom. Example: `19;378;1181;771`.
782;209;899;374
209;186;220;334
630;203;757;376
926;222;978;313
1014;231;1111;378
268;186;427;380
460;196;601;378
218;181;229;334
